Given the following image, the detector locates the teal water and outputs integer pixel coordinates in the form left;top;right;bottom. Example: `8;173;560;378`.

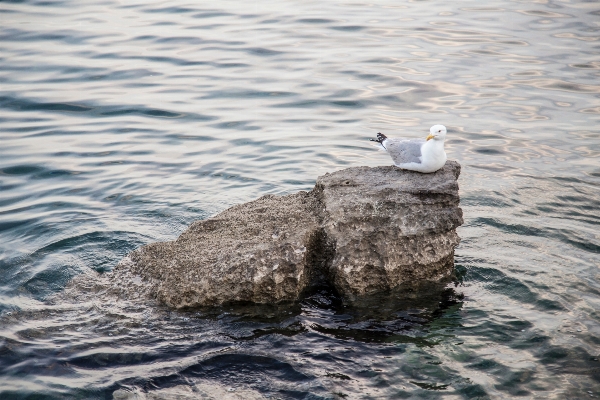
0;0;599;398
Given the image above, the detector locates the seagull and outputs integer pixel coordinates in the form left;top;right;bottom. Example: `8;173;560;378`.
370;124;447;173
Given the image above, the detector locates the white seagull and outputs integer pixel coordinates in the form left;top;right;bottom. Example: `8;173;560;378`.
370;124;448;173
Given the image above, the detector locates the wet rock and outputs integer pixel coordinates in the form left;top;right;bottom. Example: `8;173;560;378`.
100;161;463;308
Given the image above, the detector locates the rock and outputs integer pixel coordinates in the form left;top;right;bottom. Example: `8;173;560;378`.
316;163;462;300
110;191;322;308
104;161;463;308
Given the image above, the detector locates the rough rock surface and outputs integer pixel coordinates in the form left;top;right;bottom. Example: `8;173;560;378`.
316;163;463;299
110;191;323;308
105;161;463;308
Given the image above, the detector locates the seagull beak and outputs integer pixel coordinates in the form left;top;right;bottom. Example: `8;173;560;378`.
426;134;435;141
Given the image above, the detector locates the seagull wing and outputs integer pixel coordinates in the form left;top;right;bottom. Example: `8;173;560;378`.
386;138;425;165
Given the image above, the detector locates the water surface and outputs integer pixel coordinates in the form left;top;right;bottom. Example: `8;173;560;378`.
1;0;599;398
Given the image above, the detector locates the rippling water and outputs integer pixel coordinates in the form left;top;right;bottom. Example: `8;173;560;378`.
1;0;599;398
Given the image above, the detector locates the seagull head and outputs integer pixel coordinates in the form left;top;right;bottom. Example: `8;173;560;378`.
427;125;447;141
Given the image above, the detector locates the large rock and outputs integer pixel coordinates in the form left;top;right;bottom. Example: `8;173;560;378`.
110;191;323;308
316;164;462;300
106;161;463;308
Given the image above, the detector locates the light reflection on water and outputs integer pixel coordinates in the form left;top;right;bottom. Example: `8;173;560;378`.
0;0;599;398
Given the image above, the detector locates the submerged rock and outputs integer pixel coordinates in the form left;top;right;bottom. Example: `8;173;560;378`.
100;161;463;308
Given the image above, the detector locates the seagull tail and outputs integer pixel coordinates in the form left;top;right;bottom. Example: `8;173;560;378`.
369;132;388;150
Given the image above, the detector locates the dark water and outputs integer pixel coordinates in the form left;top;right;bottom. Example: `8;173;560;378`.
1;0;599;398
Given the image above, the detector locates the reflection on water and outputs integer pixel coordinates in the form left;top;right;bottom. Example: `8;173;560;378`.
0;0;599;398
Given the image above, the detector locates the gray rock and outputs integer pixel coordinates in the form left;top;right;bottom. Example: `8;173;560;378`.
315;163;462;300
104;161;463;308
110;191;322;308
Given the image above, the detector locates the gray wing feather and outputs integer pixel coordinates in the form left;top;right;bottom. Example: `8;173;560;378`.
386;138;425;164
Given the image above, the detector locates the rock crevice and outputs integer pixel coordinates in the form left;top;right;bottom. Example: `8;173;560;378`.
105;161;463;308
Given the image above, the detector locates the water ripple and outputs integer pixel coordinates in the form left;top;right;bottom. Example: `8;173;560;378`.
1;0;600;398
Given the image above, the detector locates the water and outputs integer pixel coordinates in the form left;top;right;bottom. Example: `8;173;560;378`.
1;0;599;398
